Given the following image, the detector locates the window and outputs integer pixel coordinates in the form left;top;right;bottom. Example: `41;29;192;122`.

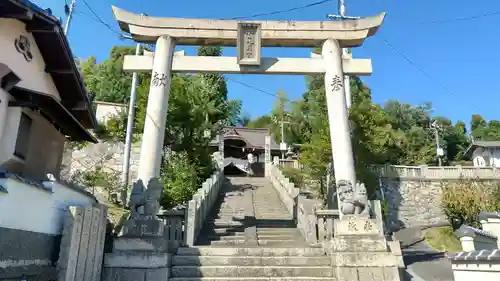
14;113;32;160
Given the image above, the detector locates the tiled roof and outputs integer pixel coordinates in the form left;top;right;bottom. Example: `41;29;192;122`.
455;224;497;240
210;127;280;150
447;249;500;261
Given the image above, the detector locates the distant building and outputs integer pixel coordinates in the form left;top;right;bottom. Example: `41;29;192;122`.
209;127;281;175
463;140;500;167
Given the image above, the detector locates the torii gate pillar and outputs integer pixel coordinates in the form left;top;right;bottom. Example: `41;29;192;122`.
322;38;356;186
137;36;175;184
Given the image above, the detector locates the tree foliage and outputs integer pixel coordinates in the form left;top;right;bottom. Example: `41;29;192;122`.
79;45;241;208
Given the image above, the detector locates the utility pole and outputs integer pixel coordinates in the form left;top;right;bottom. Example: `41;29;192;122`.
279;99;290;159
280;119;290;159
431;121;443;166
63;0;76;35
120;43;141;205
327;0;359;109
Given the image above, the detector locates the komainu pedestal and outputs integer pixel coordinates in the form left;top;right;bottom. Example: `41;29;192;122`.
326;215;404;281
102;178;172;281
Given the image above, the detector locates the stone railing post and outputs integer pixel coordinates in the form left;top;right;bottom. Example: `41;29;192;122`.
419;165;428;179
185;199;197;246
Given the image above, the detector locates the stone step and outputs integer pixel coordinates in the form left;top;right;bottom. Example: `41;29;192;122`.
257;234;301;240
208;228;245;234
170;278;336;281
256;227;299;232
204;221;245;227
172;256;331;266
258;239;302;245
177;247;327;257
205;235;247;241
171;266;334;278
202;239;247;246
202;231;245;237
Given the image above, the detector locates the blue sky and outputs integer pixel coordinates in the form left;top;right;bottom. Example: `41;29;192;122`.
36;0;500;127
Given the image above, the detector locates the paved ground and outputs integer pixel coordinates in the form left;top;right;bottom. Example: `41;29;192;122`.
395;227;455;281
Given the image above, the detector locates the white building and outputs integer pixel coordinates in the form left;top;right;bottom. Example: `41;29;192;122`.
0;1;98;279
463;140;500;167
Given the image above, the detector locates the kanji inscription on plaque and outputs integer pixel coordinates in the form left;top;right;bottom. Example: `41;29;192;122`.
237;22;261;66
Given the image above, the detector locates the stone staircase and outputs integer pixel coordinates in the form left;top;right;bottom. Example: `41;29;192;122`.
170;176;335;280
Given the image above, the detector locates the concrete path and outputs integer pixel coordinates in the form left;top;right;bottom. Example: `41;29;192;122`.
395;227;455;281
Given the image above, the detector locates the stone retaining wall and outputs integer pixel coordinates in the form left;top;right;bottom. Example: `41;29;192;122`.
62;141;142;183
381;175;499;231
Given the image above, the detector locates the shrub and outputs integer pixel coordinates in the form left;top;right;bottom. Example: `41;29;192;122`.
441;178;500;228
160;151;199;209
281;166;306;189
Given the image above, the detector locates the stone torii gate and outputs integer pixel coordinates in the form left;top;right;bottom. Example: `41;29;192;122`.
112;6;385;199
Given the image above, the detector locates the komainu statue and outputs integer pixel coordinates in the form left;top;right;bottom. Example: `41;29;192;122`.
337;180;371;216
337;180;355;215
128;178;163;218
353;182;370;216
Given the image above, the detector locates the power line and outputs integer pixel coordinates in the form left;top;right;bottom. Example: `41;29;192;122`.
81;0;121;35
225;77;282;99
425;10;500;24
229;0;333;20
380;37;464;101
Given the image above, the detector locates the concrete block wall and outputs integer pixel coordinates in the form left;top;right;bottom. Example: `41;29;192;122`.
0;175;97;281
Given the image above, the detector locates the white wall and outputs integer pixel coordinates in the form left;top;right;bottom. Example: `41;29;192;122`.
0;178;95;235
491;148;500;167
95;102;126;124
452;263;500;281
0;18;61;101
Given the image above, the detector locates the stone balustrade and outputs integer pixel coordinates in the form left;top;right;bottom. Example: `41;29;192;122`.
267;162;388;245
184;168;224;246
266;163;300;216
157;209;185;249
373;164;500;180
448;249;500;281
315;209;340;243
455;224;498;251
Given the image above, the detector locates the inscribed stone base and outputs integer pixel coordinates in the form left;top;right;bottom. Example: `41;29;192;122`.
122;218;164;237
331;252;399;267
325;235;388;252
114;237;168;252
336;266;400;281
104;252;171;268
102;267;169;281
334;215;383;236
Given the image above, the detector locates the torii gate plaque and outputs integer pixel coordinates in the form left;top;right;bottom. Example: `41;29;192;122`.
237;22;262;66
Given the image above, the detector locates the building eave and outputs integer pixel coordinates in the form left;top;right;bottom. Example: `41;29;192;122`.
0;0;97;129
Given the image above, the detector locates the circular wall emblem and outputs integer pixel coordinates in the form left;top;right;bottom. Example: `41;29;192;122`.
15;35;33;62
